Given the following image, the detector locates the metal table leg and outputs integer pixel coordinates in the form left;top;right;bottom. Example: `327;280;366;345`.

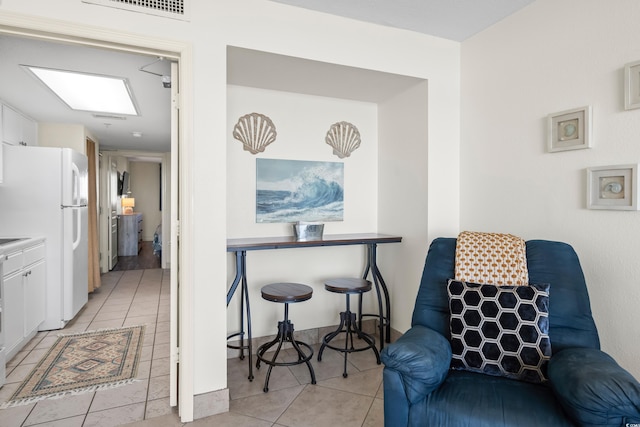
226;250;244;306
226;251;253;381
360;243;392;349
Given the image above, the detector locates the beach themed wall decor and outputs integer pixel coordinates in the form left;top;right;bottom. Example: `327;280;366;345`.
624;60;640;110
325;121;361;158
233;112;277;154
546;106;592;152
256;158;344;223
587;164;639;210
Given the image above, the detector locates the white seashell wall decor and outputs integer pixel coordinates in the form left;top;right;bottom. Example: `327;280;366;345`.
325;121;361;158
233;112;277;154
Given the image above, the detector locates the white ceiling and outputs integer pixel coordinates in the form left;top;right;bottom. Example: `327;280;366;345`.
268;0;535;41
0;34;172;152
0;2;534;154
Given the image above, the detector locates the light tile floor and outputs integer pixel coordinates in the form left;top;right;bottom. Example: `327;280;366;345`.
0;269;385;426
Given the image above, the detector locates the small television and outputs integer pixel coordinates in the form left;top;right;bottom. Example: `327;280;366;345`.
118;171;130;196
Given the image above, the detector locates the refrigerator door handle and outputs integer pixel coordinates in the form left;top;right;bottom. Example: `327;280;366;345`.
72;207;82;251
63;158;88;207
61;204;88;208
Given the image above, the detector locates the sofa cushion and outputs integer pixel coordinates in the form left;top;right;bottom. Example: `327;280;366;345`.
448;279;551;383
420;370;574;427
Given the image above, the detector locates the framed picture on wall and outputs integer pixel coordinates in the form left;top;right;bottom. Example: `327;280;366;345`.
255;158;344;223
624;60;640;110
547;106;592;153
587;164;639;210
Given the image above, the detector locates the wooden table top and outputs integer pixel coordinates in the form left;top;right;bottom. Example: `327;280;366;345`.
227;233;402;252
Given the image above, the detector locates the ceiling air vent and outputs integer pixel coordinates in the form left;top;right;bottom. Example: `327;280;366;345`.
81;0;189;21
92;114;127;120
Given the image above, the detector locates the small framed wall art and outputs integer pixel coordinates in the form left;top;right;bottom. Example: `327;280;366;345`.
624;60;640;110
587;164;639;210
547;106;592;153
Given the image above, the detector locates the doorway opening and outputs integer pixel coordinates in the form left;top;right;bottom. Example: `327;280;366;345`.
0;20;192;421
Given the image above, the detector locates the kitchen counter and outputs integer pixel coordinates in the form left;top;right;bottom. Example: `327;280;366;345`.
0;237;46;258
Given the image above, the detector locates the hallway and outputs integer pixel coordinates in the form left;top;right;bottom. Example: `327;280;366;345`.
111;242;161;271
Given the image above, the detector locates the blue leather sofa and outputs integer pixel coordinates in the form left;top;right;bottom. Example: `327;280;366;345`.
381;238;640;426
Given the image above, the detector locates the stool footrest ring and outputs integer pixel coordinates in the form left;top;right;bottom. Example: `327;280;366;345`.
255;319;316;392
256;340;314;366
318;309;381;378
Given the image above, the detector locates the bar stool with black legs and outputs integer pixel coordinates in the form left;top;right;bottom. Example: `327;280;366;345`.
318;278;381;378
256;283;317;392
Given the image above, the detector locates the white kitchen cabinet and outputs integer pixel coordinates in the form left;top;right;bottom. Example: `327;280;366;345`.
23;258;45;335
0;102;38;184
2;241;46;361
3;270;23;361
2;103;38;146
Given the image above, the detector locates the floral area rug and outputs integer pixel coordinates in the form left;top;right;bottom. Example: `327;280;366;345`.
1;326;145;408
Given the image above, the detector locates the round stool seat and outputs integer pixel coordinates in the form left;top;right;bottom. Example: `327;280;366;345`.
261;283;313;303
325;278;371;294
318;277;380;377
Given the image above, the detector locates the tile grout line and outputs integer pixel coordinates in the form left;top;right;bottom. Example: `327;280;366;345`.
140;268;163;420
81;270;129;425
9;274;122;426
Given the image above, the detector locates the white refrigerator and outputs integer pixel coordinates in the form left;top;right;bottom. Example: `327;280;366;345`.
0;146;88;330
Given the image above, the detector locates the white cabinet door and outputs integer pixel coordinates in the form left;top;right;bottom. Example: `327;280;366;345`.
4;271;24;358
24;260;46;335
1;104;22;145
0;104;38;182
2;241;46;360
1;103;38;146
21;116;38;146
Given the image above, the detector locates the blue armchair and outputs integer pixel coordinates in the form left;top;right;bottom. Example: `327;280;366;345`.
381;238;640;426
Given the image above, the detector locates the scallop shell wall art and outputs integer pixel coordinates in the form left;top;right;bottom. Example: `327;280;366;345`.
233;112;277;154
325;121;361;158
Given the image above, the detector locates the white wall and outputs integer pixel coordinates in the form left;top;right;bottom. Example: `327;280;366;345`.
0;0;461;413
461;0;640;378
129;161;161;241
227;85;379;337
218;0;460;398
38;123;88;153
378;81;435;331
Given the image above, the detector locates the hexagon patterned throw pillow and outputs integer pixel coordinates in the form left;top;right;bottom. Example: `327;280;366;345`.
447;279;551;383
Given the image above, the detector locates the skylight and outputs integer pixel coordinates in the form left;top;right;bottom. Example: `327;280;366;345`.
23;65;139;116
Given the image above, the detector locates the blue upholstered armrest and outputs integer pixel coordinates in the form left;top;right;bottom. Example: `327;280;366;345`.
380;325;451;404
548;348;640;426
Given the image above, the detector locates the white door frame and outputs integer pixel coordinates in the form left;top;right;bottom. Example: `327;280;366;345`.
109;159;118;270
0;13;195;422
169;61;179;408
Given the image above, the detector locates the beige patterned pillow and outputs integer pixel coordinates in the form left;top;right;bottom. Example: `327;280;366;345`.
454;231;529;286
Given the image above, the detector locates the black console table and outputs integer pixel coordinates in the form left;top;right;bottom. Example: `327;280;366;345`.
226;233;402;353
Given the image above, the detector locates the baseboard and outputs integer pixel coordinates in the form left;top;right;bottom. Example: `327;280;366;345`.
193;387;229;420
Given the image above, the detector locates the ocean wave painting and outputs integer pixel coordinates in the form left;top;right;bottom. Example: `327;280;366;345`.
256;158;344;223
